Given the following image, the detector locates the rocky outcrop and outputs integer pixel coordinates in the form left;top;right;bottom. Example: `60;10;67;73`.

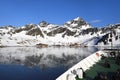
26;27;44;38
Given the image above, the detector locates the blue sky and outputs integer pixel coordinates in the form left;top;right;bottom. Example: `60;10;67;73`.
0;0;120;27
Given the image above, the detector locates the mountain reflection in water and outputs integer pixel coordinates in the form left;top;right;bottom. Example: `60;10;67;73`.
0;47;98;80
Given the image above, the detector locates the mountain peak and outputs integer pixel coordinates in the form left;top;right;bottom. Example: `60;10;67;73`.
39;21;49;27
65;17;90;28
73;17;82;21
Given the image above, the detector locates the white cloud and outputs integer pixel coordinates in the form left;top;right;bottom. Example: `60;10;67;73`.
90;20;101;23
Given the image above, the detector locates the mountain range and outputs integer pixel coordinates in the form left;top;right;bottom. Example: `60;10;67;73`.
0;17;120;47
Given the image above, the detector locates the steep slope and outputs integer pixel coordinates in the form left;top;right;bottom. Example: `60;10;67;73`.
0;17;119;47
80;24;120;46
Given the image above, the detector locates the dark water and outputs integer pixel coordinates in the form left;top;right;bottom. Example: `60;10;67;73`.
0;47;99;80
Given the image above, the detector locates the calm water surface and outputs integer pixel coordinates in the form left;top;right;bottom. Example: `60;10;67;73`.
0;47;99;80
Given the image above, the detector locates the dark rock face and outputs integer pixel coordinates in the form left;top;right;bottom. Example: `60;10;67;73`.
97;34;109;45
79;28;99;35
15;24;37;33
14;24;44;38
26;28;44;38
62;29;76;37
46;27;76;37
47;27;66;36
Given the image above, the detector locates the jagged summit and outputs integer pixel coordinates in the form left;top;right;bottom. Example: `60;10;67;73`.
64;17;91;29
39;21;49;27
74;17;81;21
36;17;90;28
73;17;86;23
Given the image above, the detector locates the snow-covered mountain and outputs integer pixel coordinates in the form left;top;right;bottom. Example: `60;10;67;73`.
0;17;120;47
